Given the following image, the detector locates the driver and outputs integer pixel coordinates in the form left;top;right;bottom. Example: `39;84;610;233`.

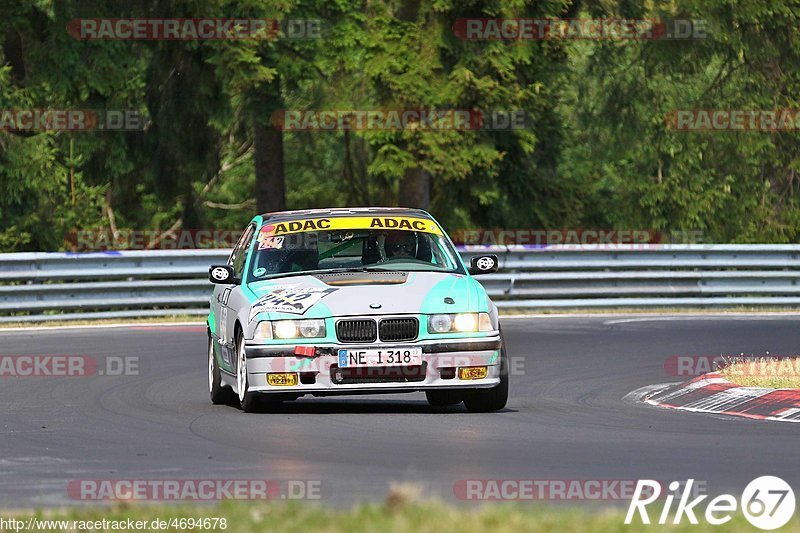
384;231;417;260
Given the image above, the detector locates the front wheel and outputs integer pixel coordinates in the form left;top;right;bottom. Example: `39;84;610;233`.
235;331;261;413
463;343;509;413
209;335;234;405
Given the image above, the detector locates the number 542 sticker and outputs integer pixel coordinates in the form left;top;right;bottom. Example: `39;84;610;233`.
248;286;338;321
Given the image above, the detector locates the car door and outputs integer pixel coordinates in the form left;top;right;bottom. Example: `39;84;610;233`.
212;224;255;371
221;223;256;369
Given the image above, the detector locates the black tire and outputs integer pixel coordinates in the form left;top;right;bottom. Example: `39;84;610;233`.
463;341;509;413
208;335;234;405
425;390;464;406
235;330;261;413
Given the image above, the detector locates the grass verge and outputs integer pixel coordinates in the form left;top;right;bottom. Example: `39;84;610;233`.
719;357;800;388
0;500;792;533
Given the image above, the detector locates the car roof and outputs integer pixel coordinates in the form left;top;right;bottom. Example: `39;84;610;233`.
259;207;432;222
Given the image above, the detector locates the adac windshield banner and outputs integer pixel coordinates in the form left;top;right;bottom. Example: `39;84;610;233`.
260;216;443;236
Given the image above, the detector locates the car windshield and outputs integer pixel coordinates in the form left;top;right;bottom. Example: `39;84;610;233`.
247;225;465;282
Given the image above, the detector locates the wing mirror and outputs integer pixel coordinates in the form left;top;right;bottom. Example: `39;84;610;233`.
468;255;499;275
209;265;239;285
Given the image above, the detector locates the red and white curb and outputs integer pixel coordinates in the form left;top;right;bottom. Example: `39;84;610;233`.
642;372;800;422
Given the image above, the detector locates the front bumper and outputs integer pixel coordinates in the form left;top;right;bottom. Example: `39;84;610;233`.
242;336;502;395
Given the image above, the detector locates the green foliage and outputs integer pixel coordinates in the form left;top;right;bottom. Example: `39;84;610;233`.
1;0;800;250
4;499;797;533
559;0;800;241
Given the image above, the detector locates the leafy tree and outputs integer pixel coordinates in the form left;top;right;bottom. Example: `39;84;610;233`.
2;0;800;251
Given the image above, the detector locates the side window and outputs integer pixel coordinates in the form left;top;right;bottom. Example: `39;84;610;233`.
229;224;256;280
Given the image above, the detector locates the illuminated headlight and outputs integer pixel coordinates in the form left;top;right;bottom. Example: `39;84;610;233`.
254;321;273;340
454;313;477;332
428;313;494;333
273;319;326;339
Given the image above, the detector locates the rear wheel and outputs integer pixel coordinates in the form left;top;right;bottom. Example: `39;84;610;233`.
236;330;261;413
463;342;509;413
208;335;234;405
425;390;463;406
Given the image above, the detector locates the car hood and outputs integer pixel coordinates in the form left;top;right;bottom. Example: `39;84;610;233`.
244;271;489;321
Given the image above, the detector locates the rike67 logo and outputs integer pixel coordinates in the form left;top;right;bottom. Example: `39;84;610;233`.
626;476;795;530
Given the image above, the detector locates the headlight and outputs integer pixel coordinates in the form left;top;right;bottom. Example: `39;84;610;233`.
454;313;477;332
298;319;325;338
273;319;326;339
428;313;494;333
429;314;453;333
274;321;298;339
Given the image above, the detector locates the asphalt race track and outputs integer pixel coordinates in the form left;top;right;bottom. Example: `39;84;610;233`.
1;315;798;507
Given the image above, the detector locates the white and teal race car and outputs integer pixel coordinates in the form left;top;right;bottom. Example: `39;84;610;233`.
207;207;507;412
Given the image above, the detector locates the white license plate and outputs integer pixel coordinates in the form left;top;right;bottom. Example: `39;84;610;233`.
338;347;423;368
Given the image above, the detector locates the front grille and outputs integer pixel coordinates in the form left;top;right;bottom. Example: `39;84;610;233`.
330;363;427;384
336;319;377;343
379;318;418;342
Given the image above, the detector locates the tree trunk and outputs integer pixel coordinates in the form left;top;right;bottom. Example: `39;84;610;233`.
254;108;286;214
398;165;430;209
252;71;286;214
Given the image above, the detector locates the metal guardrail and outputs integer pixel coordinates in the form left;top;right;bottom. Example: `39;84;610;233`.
1;245;800;322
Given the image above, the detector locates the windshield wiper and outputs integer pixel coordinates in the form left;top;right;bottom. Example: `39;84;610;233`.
256;269;331;280
360;266;404;273
315;267;413;275
257;267;379;280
